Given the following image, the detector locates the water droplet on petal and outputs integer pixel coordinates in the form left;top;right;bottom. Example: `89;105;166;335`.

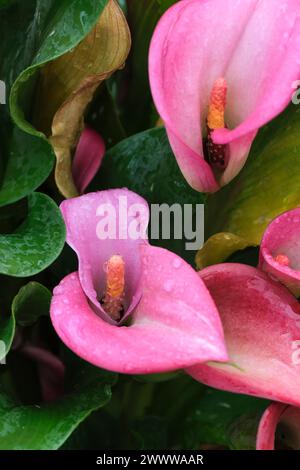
103;261;108;273
53;285;63;295
172;258;182;269
164;280;174;292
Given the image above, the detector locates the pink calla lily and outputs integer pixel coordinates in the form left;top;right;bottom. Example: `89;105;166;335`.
259;207;300;296
72;127;106;194
149;0;300;193
256;402;300;450
186;263;300;406
50;189;228;374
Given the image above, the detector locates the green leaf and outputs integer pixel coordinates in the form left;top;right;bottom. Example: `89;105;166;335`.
207;105;300;245
183;388;269;449
0;315;15;364
141;375;267;449
195;232;253;269
0;0;108;207
92;127;205;264
0;128;54;207
0;192;65;277
12;282;51;326
0;364;116;450
0;281;51;367
9;0;109;131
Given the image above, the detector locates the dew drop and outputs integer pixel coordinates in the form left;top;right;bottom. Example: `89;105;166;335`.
172;258;182;269
53;285;63;295
103;261;108;273
164;280;174;292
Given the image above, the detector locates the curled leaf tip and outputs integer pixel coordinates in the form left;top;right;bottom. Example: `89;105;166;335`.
34;0;131;198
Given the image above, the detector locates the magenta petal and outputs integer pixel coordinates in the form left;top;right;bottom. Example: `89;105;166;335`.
213;13;300;147
132;244;228;364
186;264;300;406
256;403;288;450
60;189;150;325
166;128;219;193
257;403;300;450
149;0;300;192
72;127;105;194
259;208;300;296
50;244;228;373
218;131;257;187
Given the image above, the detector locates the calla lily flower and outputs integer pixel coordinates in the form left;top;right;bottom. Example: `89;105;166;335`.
259;207;300;296
72;127;106;195
50;189;227;374
256;402;300;450
149;0;300;193
186;263;300;406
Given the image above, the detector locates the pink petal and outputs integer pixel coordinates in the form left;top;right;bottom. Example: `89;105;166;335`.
259;208;300;296
60;189;150;325
149;0;300;192
256;403;288;450
257;403;300;450
218;131;256;187
72;127;106;194
50;245;227;374
166;128;219;193
187;263;300;406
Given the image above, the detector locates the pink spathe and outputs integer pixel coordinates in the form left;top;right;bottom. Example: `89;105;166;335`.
51;189;228;374
259;207;300;296
257;402;300;450
149;0;300;192
187;263;300;406
72;127;106;194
